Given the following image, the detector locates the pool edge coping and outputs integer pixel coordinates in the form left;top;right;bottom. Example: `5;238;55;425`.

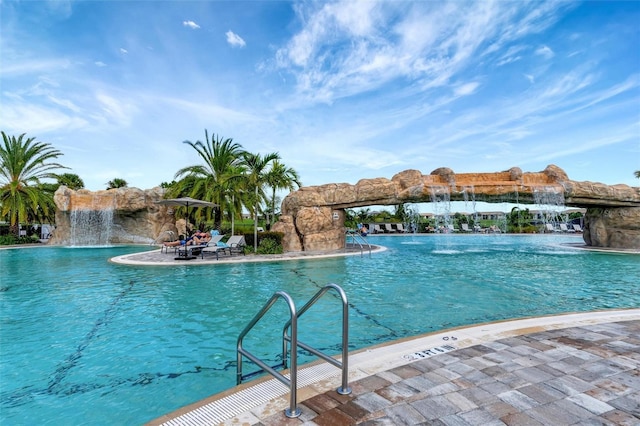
145;308;640;425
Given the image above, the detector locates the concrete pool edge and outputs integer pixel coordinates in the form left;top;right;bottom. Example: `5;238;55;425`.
108;244;387;266
146;308;640;425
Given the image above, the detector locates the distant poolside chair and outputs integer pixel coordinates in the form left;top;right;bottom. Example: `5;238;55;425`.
573;224;583;232
384;223;396;233
545;223;560;233
447;224;458;233
559;223;575;233
394;223;406;233
461;223;472;232
373;224;384;234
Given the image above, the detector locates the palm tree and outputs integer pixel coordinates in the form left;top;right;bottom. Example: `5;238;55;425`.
635;170;640;179
57;173;85;190
264;159;301;228
240;151;280;251
106;178;127;189
174;130;245;231
0;132;67;237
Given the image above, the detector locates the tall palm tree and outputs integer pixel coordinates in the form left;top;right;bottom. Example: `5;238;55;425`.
240;151;280;251
57;173;85;190
106;178;127;189
0;132;67;237
635;170;640;179
174;130;245;231
264;159;301;228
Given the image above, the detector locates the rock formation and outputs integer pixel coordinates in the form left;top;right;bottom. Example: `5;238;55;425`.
274;165;640;252
50;186;177;245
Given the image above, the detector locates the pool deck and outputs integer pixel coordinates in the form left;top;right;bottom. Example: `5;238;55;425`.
146;309;640;425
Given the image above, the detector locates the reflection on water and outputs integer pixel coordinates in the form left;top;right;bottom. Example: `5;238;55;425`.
1;235;638;424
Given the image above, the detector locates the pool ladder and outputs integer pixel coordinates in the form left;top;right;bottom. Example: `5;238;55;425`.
236;283;351;418
345;230;372;256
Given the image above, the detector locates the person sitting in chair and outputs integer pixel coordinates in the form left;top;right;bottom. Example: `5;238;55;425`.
192;231;211;245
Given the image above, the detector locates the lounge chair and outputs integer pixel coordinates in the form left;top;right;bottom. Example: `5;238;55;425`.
373;224;384;234
200;235;226;259
545;223;560;233
573;224;583;232
559;224;575;233
384;223;396;233
461;223;472;232
447;224;458;233
394;223;407;233
225;235;246;256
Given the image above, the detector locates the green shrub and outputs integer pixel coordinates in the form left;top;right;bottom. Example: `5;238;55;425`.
0;234;39;245
0;234;17;245
243;231;283;250
256;237;283;255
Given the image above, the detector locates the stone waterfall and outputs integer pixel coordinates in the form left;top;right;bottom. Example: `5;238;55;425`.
69;203;115;246
49;186;177;246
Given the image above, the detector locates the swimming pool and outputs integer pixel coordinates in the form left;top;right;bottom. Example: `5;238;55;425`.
1;235;638;424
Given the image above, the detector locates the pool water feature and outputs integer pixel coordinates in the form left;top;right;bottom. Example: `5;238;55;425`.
1;235;638;425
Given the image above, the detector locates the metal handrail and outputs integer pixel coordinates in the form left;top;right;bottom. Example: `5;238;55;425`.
345;230;372;257
236;284;351;419
237;291;300;418
282;283;351;395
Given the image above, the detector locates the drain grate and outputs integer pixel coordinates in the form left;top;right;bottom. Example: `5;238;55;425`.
162;363;340;425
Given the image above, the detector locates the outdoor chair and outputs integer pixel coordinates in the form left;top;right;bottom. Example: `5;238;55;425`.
225;235;246;256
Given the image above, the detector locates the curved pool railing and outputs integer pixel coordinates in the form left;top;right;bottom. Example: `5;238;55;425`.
236;284;351;418
345;230;372;256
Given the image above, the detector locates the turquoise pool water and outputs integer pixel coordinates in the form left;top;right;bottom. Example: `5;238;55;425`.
1;235;638;424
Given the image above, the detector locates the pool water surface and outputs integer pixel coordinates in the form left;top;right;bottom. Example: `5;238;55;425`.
1;234;638;424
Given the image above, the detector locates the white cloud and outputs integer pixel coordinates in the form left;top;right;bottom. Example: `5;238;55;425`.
1;102;88;134
183;20;200;30
226;30;246;48
94;92;138;127
274;1;575;106
454;82;480;96
524;74;535;84
95;61;106;67
535;45;555;59
120;48;128;54
496;45;526;66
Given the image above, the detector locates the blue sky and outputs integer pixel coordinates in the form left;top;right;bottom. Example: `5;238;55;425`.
1;0;639;195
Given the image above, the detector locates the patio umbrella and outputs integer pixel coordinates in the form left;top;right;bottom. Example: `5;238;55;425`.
156;197;218;235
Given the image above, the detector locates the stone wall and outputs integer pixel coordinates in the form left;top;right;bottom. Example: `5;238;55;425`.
274;165;640;252
583;207;640;249
50;186;177;245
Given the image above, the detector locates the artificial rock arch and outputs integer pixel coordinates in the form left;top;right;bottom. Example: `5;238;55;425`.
272;165;640;252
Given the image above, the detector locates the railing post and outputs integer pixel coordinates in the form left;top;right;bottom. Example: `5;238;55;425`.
285;307;299;418
332;283;351;395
